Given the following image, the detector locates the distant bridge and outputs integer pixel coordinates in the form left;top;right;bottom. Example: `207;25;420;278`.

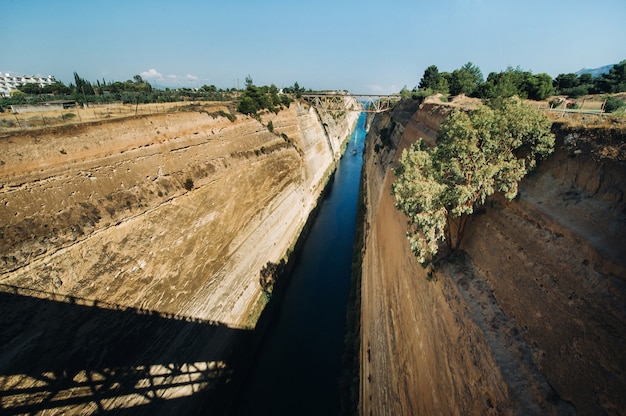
301;93;402;113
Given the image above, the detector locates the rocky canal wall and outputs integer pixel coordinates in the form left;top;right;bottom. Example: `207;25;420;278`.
0;98;359;414
359;98;626;415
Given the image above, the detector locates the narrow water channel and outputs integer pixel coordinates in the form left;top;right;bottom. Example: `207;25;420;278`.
234;112;367;416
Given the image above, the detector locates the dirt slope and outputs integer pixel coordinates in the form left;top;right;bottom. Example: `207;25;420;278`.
0;100;359;414
360;99;626;415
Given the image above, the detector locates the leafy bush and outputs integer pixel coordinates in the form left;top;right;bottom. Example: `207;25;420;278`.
549;99;563;109
237;96;258;115
183;178;194;191
604;96;626;113
392;98;554;265
259;260;286;297
562;85;589;98
218;110;236;122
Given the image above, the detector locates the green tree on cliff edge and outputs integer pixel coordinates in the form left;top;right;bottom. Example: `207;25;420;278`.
391;98;554;266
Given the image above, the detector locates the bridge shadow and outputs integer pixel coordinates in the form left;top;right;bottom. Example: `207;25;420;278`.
0;285;253;415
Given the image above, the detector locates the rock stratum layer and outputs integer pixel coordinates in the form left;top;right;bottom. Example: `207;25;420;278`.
360;99;626;415
0;99;359;414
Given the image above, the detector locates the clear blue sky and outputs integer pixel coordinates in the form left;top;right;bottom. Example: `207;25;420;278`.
2;0;625;94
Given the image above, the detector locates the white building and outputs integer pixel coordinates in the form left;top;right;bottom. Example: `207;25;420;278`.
0;73;56;97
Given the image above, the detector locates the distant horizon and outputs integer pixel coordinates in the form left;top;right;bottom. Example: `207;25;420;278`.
1;60;620;93
3;0;625;94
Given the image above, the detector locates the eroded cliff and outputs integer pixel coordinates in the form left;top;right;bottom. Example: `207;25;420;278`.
0;99;359;414
360;98;626;415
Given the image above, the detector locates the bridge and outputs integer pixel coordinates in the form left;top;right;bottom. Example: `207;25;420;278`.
301;93;402;113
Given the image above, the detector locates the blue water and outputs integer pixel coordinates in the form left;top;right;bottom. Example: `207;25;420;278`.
234;112;367;415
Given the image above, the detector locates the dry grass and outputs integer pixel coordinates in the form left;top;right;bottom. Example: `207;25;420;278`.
423;92;626;129
0;101;234;134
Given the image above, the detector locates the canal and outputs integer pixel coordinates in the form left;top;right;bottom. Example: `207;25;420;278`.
234;112;367;415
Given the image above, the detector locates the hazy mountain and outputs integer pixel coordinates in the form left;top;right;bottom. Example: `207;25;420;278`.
575;64;614;78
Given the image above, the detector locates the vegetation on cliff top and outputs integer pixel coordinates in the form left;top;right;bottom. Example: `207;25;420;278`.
392;98;555;266
1;72;309;114
236;76;295;115
409;60;626;107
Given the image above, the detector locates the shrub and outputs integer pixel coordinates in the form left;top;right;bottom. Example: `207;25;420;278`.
218;110;236;122
259;260;286;296
237;96;258;115
562;85;589;98
281;95;293;107
549;98;563;109
392;98;554;265
604;96;626;113
183;178;194;191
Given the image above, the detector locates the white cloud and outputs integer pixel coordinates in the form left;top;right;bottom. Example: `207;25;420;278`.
140;68;163;79
365;84;400;95
366;84;383;93
136;69;206;87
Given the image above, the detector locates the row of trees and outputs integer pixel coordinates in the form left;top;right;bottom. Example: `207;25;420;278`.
411;60;626;101
2;72;238;107
13;72;155;99
2;72;309;115
553;61;626;96
393;61;625;268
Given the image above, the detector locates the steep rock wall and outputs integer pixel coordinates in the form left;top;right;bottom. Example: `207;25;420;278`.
360;100;626;415
0;99;359;414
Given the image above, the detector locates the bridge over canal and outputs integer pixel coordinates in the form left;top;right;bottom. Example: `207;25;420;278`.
301;93;401;114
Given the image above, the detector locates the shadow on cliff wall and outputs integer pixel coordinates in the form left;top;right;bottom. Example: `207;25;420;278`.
0;285;252;415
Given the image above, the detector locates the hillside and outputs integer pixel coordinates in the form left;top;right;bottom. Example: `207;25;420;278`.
576;64;614;78
359;98;626;415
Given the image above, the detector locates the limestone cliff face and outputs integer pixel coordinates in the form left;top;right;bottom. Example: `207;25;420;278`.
360;99;626;415
0;99;359;414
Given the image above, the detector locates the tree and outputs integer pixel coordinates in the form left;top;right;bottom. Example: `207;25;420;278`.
237;96;258;114
478;70;520;100
449;62;483;96
73;71;95;96
399;85;412;99
42;81;71;95
604;96;625;113
245;75;254;89
391;98;555;265
578;73;593;86
200;84;217;92
418;65;442;90
525;73;555;100
554;73;578;91
18;83;42;94
601;60;626;93
293;81;302;98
